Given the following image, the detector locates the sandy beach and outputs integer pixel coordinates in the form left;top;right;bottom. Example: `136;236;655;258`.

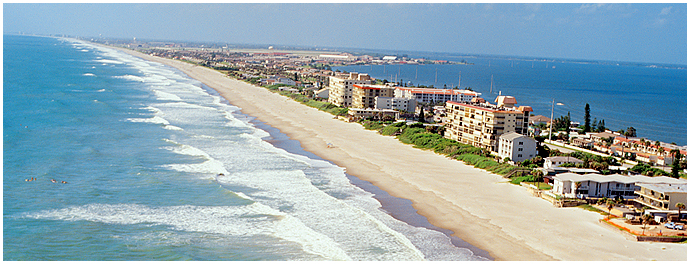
115;47;687;261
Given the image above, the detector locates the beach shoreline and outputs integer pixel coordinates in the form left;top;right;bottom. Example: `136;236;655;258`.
249;116;493;260
111;46;687;261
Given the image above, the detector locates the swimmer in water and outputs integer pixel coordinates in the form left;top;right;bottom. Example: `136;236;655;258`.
51;179;57;183
61;181;67;184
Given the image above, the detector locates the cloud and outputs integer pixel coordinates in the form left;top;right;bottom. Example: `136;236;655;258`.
660;6;672;15
575;3;606;14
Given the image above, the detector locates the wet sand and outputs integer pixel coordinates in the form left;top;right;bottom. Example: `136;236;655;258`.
113;47;687;261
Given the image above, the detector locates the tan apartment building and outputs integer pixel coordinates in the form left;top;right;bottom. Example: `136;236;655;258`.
635;183;687;211
352;84;395;109
444;95;532;152
327;72;372;107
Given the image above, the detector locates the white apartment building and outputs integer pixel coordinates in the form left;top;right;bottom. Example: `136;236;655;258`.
375;96;416;112
327;72;372;107
394;87;480;104
552;173;686;199
497;132;537;163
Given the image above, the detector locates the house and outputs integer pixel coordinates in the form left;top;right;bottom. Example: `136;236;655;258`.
544;156;584;169
590;131;618;143
497;132;537;163
551;173;686;199
572;137;593;148
529;115;551;126
314;88;329;99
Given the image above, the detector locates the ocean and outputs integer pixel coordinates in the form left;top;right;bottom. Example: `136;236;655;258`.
3;35;488;261
336;53;687;146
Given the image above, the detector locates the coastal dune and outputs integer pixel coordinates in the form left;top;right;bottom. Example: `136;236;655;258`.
116;48;686;261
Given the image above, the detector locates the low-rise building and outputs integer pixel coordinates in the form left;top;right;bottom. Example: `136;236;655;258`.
497;132;537;163
529;115;551;126
347;108;399;121
544;156;584;169
551;173;686;199
635;183;687;211
314;88;329;99
572;138;593;148
375;96;416;112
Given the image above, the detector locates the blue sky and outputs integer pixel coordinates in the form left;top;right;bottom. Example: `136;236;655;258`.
3;3;687;65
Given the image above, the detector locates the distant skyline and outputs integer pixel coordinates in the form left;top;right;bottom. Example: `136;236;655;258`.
3;3;687;65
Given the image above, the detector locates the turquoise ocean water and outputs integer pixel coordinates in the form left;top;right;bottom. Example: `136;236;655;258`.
337;54;687;146
3;35;485;261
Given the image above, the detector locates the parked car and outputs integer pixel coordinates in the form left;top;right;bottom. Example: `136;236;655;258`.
674;223;685;230
664;222;676;229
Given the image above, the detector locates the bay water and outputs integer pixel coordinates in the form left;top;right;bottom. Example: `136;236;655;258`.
3;35;486;261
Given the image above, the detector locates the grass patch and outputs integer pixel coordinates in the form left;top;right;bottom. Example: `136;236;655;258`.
578;204;607;215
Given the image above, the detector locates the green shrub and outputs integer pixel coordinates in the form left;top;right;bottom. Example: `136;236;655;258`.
381;125;402;136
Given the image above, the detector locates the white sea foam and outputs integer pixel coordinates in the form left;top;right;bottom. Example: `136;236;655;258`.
22;203;350;260
235;192;253;201
220;169;425;261
164;125;183;131
153;90;182;101
83;73;95;76
96;59;124;65
126;116;170;125
84;42;477;260
114;74;145;82
161;140;230;176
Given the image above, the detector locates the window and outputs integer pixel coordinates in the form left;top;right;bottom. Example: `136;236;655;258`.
518;148;523;151
518;142;523;145
518;154;523;157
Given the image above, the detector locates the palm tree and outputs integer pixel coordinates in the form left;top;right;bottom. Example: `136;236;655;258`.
676;203;686;222
606;199;616;219
641;214;653;235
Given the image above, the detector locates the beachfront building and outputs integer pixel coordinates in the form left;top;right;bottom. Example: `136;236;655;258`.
352;84;395;109
497;132;537;163
444;95;532;152
395;87;481;105
347;108;399;121
551;173;686;199
327;72;373;107
544;156;584;169
375;97;416;113
635;183;687;211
